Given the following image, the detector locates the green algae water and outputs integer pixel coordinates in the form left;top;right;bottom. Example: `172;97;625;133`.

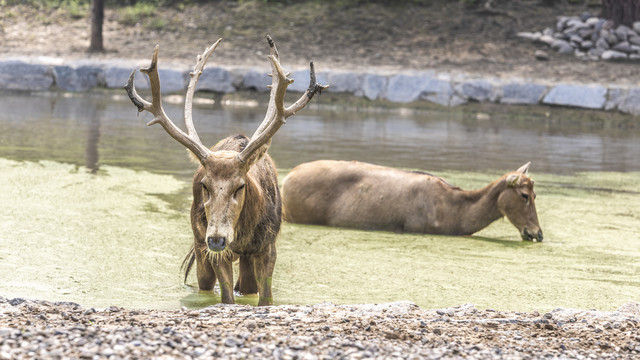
1;160;638;311
0;92;639;311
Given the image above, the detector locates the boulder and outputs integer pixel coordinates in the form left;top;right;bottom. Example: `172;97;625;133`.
517;32;541;41
594;19;606;34
604;88;627;111
53;65;103;92
566;18;585;29
455;80;493;102
157;68;187;93
500;83;547;105
197;67;235;93
539;34;556;45
601;50;628;60
612;41;633;53
587;47;605;60
542;84;607;109
287;69;329;93
385;74;432;103
556;16;570;32
361;74;387;100
326;71;362;94
601;29;618;45
551;39;574;54
628;35;640;46
105;66;149;89
585;17;600;26
618;88;640;115
580;12;593;22
535;50;550;61
580;40;593;49
569;34;582;44
421;76;455;106
242;69;270;92
595;37;610;50
614;25;630;42
577;28;593;39
0;61;53;91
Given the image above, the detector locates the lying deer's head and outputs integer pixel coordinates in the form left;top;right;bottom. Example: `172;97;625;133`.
125;36;327;253
497;162;544;242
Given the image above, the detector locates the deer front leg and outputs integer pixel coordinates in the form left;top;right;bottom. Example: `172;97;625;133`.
194;246;216;291
253;243;277;306
235;255;258;295
212;257;235;304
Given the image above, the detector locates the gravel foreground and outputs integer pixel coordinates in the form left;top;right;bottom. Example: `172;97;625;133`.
1;297;639;359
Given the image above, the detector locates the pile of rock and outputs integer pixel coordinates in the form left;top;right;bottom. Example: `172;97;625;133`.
518;12;640;61
1;297;640;359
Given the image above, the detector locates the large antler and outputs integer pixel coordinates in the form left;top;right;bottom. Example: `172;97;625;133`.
237;35;329;164
124;40;223;163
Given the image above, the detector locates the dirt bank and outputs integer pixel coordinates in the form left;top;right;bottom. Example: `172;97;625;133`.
2;1;640;86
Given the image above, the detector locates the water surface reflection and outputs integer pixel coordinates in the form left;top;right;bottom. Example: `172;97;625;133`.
0;92;638;178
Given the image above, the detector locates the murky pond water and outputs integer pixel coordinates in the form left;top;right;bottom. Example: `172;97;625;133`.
1;91;639;311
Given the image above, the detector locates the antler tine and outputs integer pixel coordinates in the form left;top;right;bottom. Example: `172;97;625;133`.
184;39;222;144
238;36;293;164
238;36;328;165
249;35;282;143
124;44;214;163
284;61;329;118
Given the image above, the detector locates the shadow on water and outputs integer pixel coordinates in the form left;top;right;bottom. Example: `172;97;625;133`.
467;236;537;248
84;102;102;174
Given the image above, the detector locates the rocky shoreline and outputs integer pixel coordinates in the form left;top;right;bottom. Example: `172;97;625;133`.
1;296;639;359
2;55;640;116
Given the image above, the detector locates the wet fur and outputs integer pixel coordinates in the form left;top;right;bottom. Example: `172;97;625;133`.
282;160;542;240
181;134;282;292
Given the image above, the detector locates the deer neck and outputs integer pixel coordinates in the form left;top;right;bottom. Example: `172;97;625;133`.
453;178;506;235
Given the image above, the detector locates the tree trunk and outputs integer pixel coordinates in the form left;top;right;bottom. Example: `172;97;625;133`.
601;0;640;27
89;0;104;52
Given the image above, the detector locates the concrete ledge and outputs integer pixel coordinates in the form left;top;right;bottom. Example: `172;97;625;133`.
542;84;607;109
1;57;639;116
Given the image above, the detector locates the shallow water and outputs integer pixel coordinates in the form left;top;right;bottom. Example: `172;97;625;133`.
0;91;639;311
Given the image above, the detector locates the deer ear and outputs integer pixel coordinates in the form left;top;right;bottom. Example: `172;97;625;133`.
516;162;531;175
238;144;269;169
506;173;521;187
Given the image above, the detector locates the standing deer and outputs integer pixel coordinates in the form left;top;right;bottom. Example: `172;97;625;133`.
124;36;327;306
282;160;543;241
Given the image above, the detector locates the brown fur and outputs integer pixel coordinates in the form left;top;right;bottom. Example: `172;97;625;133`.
127;36;326;307
182;134;281;305
282;160;543;241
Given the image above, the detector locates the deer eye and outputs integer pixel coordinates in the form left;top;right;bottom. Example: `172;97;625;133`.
521;193;529;201
201;182;211;200
234;184;245;199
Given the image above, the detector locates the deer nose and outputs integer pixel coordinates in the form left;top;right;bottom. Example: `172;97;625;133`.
522;228;543;242
207;236;226;252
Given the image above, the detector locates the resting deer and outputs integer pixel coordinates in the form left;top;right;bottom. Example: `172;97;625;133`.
124;36;327;306
282;161;543;241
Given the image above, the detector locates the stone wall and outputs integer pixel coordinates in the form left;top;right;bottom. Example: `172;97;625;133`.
1;57;639;115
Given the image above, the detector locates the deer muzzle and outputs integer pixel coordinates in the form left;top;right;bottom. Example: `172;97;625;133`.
207;236;227;252
522;228;544;242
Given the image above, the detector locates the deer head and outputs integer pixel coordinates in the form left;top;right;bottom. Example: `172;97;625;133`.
125;36;328;253
499;162;543;242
